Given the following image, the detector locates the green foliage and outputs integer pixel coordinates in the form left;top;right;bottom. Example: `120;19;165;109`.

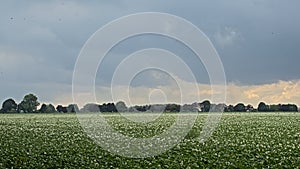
81;103;100;112
165;104;180;112
0;113;299;168
56;105;68;113
115;101;127;112
258;102;270;112
39;104;56;113
1;94;298;114
200;100;211;112
67;104;79;113
1;98;18;113
224;105;234;112
234;103;246;112
258;102;298;112
269;104;280;112
99;103;117;112
18;94;40;113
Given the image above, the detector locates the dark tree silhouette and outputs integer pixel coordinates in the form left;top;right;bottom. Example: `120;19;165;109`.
18;94;40;113
115;101;127;112
1;98;18;113
165;104;180;112
99;103;117;112
82;103;100;112
56;105;68;113
234;103;246;112
258;102;269;112
67;104;79;113
39;104;56;113
200;100;211;112
224;105;234;112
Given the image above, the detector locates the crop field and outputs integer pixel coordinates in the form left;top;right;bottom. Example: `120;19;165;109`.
0;113;299;168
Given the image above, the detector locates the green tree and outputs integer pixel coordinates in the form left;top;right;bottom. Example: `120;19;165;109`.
1;98;18;113
18;94;40;113
269;104;280;112
280;104;298;112
115;101;128;112
165;104;180;112
246;104;254;112
258;102;269;112
200;100;211;112
67;104;79;113
39;104;47;113
82;103;100;112
224;105;234;112
234;103;246;112
56;105;67;113
39;104;56;113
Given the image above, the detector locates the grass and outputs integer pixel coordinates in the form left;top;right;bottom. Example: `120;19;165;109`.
0;113;299;168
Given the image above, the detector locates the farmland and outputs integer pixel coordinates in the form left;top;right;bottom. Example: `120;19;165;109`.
0;113;299;168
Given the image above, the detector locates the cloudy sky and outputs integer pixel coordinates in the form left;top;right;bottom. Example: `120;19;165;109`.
0;0;300;107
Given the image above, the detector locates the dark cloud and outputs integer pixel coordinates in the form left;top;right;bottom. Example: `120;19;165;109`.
0;0;299;104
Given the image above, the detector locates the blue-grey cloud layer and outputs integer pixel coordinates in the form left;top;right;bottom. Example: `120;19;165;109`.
0;0;299;103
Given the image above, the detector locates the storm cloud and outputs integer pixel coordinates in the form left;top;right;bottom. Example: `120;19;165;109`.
0;0;299;106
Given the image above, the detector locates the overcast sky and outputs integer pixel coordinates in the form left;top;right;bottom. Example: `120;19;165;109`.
0;0;300;107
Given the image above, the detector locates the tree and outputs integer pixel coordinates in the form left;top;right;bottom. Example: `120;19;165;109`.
269;104;280;112
280;104;298;112
128;105;150;112
56;105;68;113
39;104;47;113
1;98;18;113
200;100;211;112
258;102;269;112
107;103;117;112
290;104;298;112
246;104;254;112
39;104;56;113
115;101;128;112
289;104;298;112
67;104;79;113
210;103;226;112
234;103;246;112
18;94;40;113
165;104;180;112
149;104;165;112
47;104;56;113
82;103;100;112
99;103;117;113
224;105;234;112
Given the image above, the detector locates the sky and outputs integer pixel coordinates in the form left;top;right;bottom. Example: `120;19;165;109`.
0;0;300;108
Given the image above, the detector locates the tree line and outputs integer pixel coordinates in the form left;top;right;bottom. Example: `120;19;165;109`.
0;93;298;113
